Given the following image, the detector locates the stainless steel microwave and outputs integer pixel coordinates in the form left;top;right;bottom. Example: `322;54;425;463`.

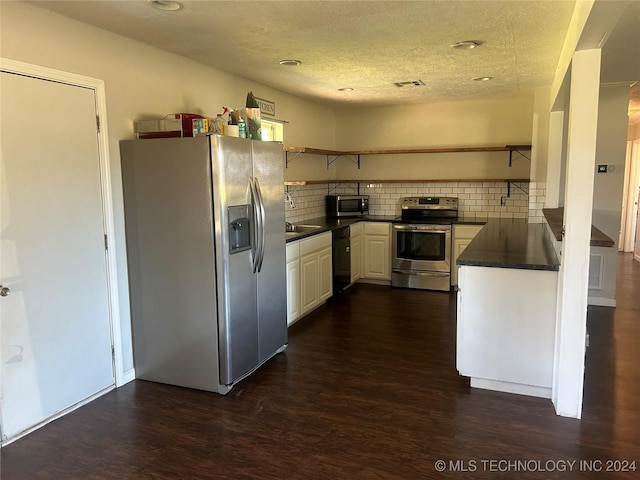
326;195;369;217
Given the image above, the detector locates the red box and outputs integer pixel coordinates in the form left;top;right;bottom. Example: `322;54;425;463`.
172;113;205;137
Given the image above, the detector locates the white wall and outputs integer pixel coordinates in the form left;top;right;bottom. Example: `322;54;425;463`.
1;2;336;377
530;87;551;183
589;84;630;304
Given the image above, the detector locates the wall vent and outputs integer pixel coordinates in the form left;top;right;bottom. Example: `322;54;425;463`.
588;253;604;290
393;80;425;88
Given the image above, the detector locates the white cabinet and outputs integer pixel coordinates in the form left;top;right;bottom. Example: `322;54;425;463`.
452;224;483;287
286;231;333;324
350;222;362;283
361;222;391;282
285;242;301;326
318;246;333;303
457;265;558;399
300;251;319;315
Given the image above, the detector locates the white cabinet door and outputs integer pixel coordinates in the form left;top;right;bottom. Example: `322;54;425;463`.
300;252;319;315
452;238;472;287
286;259;300;325
452;224;483;287
318;246;333;302
363;235;391;279
351;234;362;283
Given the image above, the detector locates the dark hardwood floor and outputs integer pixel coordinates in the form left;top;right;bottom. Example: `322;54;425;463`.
2;254;639;479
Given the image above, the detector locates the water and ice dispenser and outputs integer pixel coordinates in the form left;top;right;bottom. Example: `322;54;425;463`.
228;205;251;253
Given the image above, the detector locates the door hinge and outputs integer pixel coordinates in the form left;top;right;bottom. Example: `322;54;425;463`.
104;234;108;251
96;115;101;133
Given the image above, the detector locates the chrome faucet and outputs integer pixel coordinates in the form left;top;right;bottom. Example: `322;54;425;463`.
285;191;295;208
285;222;294;232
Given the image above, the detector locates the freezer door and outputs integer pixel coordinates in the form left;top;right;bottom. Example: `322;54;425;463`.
120;137;226;392
252;141;288;362
210;136;259;385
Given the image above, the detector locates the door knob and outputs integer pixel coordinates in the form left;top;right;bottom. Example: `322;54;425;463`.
0;285;10;297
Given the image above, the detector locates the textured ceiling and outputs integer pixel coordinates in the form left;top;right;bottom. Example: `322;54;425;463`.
25;0;639;118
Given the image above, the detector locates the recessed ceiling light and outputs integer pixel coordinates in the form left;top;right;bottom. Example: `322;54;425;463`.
451;40;482;50
279;59;302;66
472;76;493;82
149;1;183;11
338;87;354;92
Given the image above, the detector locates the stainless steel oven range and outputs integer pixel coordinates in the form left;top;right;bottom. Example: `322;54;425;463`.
392;197;458;291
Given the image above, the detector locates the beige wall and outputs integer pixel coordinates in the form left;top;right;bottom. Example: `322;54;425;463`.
1;2;335;374
332;96;533;181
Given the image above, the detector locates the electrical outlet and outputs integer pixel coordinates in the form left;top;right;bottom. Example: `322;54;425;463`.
500;196;507;206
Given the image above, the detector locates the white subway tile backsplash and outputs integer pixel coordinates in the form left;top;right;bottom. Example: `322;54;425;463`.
284;180;537;224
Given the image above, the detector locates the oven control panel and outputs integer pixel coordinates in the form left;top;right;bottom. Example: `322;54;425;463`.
401;197;458;210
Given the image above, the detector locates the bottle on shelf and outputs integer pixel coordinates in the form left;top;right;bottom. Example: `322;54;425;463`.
227;110;239;137
238;118;247;139
213;114;226;135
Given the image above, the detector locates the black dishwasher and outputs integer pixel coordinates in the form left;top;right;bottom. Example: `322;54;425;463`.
332;226;351;294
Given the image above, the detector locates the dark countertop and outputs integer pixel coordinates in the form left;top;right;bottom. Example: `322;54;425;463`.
285;215;397;242
285;215;490;242
542;207;615;247
456;219;560;271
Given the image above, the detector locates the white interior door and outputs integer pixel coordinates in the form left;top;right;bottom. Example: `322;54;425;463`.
0;72;115;442
635;188;640;262
623;140;640;253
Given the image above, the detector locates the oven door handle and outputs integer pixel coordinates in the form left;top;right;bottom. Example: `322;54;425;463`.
392;269;450;277
393;224;451;233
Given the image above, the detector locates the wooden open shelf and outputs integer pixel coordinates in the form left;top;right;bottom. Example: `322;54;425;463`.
284;178;530;186
284;145;531;156
284;144;532;170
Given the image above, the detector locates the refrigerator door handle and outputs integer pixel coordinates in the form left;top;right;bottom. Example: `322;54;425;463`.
254;177;267;272
249;178;260;273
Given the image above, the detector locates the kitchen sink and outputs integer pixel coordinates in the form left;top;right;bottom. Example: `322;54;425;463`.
285;224;323;235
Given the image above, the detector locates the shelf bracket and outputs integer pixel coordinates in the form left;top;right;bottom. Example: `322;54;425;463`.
327;155;340;169
285;150;304;168
507;181;529;198
326;181;360;195
326;153;360;170
508;148;531;167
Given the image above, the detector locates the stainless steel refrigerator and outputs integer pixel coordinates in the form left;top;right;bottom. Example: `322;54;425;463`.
120;135;287;394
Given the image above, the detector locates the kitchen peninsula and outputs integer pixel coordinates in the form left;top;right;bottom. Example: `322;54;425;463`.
456;219;560;399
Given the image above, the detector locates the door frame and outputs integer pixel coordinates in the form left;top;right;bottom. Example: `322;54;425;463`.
0;58;125;387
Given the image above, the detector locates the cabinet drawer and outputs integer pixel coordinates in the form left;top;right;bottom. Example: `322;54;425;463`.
363;222;390;236
286;241;300;261
300;231;331;255
454;224;484;239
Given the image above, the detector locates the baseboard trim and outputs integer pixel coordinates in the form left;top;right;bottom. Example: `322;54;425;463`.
470;377;552;399
1;384;115;446
119;368;136;386
587;296;616;307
